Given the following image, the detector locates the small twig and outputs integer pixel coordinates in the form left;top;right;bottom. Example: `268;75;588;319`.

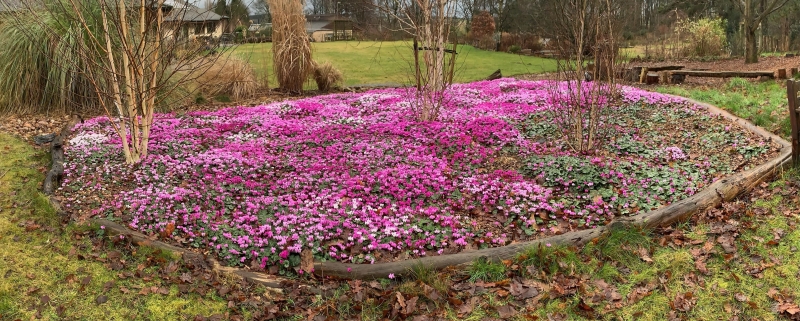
0;169;10;180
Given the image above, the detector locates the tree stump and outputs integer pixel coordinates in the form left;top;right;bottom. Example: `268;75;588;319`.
486;69;502;81
646;72;660;85
778;69;787;79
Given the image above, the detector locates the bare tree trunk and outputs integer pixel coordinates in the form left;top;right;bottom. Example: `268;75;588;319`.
745;26;758;63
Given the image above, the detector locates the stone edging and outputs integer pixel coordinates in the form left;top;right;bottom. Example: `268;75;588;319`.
42;95;792;285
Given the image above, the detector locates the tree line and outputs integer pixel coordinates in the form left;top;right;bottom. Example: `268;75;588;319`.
272;0;797;63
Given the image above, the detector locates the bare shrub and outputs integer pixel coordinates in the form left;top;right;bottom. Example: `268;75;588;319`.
268;0;312;93
469;11;495;50
549;0;621;153
676;18;728;57
392;0;456;121
312;61;344;92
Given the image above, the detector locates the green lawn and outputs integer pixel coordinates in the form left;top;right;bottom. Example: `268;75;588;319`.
232;41;558;87
656;79;791;137
0;133;231;320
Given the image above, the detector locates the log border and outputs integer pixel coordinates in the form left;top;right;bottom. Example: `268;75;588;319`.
41;95;792;285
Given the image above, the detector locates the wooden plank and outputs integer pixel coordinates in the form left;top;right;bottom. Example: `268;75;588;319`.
778;69;787;79
788;80;800;165
670;70;774;78
631;65;684;72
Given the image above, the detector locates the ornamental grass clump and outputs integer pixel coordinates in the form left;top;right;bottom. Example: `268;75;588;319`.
312;61;344;92
269;0;312;93
192;57;261;100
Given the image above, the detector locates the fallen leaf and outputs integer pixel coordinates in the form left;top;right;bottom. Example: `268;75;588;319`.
404;296;419;315
95;295;108;305
164;261;178;274
509;279;538;299
716;234;737;254
496;305;517;319
300;249;314;275
457;297;479;317
422;284;440;301
638;247;653;263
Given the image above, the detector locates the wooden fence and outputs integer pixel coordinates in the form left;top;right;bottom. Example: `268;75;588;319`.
787;79;800;164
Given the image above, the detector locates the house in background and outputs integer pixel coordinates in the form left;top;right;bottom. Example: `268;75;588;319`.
305;14;356;42
0;0;34;16
247;13;269;33
163;0;227;39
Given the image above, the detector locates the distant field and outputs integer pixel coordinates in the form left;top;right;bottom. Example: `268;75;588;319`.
232;41;558;87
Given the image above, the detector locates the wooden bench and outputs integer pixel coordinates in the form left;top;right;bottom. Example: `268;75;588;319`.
667;70;775;84
625;66;686;83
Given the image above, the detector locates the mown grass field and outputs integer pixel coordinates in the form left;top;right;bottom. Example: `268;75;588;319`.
232;41;559;87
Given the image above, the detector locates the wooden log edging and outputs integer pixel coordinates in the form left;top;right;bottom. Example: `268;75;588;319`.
312;96;792;280
43;97;792;283
43;116;81;195
93;219;290;291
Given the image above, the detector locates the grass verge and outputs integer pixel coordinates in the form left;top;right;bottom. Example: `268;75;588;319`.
0;133;229;320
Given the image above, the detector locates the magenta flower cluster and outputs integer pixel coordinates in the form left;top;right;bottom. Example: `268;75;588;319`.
60;79;714;269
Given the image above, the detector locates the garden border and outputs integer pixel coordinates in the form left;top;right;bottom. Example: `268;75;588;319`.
43;95;792;286
310;95;793;279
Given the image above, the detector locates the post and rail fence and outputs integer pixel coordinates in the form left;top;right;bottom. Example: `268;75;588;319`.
787;79;800;165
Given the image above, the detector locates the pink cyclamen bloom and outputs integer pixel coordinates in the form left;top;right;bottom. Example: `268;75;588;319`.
279;250;289;259
388;273;395;279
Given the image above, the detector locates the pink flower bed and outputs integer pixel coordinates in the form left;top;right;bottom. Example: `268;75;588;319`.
59;79;770;272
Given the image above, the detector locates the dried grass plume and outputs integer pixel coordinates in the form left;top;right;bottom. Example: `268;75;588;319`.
268;0;312;93
312;61;343;92
192;57;261;100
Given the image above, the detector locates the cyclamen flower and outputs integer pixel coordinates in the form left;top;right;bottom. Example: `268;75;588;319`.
664;146;687;160
58;78;771;275
388;273;395;279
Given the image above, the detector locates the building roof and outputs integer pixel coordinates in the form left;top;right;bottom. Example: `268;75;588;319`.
0;0;36;13
305;15;356;32
163;0;225;22
305;14;347;22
